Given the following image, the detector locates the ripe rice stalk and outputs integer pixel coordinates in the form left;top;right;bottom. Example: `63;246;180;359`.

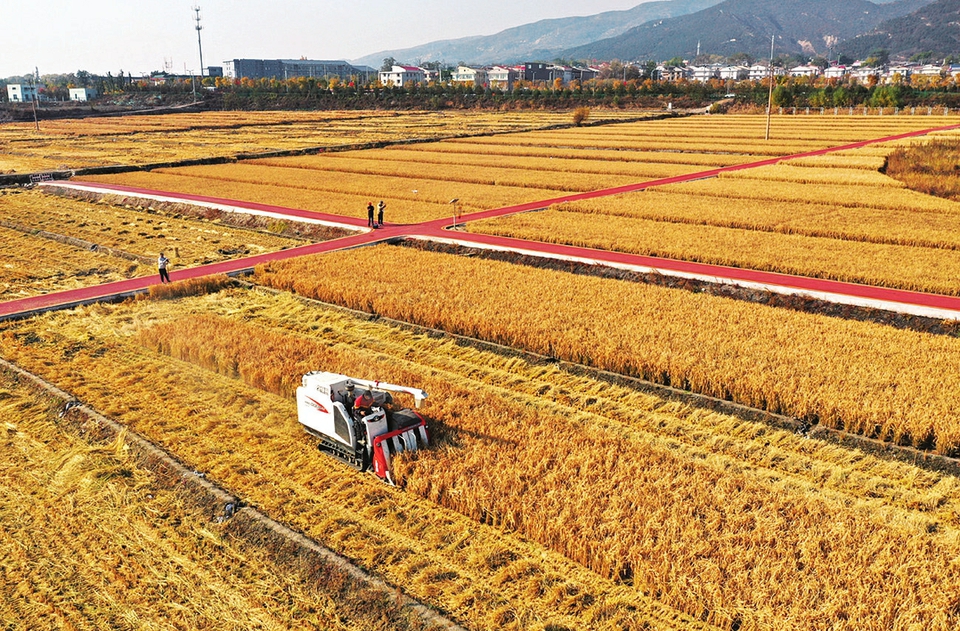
255;245;960;455
470;207;960;295
5;289;960;629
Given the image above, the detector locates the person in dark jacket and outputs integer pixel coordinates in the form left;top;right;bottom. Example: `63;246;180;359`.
377;200;386;226
367;202;375;227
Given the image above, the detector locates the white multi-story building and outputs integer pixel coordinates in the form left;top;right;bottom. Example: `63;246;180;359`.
824;65;848;79
378;65;425;87
6;84;38;102
487;66;517;90
452;66;487;86
688;65;721;82
718;65;749;80
788;65;821;78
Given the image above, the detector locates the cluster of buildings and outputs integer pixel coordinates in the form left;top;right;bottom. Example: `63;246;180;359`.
8;56;960;104
665;61;960;83
382;62;599;90
6;84;97;102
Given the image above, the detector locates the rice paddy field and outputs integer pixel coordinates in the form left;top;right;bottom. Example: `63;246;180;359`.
0;109;647;173
0;187;309;299
3;110;960;629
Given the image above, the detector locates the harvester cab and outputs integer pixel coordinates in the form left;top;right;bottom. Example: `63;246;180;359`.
296;371;429;484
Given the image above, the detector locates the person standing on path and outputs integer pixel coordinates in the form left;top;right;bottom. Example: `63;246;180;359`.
367;202;375;228
158;252;171;283
377;200;386;227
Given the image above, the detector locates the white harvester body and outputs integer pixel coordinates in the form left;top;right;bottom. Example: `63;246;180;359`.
296;371;429;483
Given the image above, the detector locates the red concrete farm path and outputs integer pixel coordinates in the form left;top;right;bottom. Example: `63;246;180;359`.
3;119;958;321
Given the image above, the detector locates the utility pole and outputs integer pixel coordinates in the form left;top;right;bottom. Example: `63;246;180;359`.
32;67;40;132
193;6;204;77
765;34;775;141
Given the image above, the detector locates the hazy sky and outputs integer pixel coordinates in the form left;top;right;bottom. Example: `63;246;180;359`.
1;0;645;78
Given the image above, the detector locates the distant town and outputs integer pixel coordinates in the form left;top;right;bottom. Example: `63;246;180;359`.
4;53;960;113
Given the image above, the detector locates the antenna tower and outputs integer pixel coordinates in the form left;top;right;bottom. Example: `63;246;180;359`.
193;6;204;77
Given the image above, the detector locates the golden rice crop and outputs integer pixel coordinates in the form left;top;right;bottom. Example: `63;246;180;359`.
250;150;701;182
470;208;960;294
0;372;424;631
389;141;762;167
84;162;554;222
80;170;471;223
665;174;960;212
544;189;960;249
720;163;904;187
255;244;960;455
6;288;960;630
0;295;706;631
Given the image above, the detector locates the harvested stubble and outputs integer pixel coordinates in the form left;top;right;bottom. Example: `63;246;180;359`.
887;136;960;200
0;224;144;298
0;188;304;266
255;245;960;455
0;110;645;172
469;207;960;295
0;372;427;630
0;295;709;631
5;289;960;630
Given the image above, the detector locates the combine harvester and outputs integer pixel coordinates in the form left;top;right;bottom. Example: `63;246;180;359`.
296;372;429;484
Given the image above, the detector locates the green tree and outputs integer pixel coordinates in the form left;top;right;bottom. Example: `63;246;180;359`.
380;57;396;72
771;85;794;107
832;86;851;107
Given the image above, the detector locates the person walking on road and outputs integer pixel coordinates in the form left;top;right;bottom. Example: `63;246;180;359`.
158;252;171;283
377;200;386;227
367;202;375;228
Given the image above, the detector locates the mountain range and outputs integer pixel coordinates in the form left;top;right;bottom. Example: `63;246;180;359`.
353;0;953;67
839;0;960;59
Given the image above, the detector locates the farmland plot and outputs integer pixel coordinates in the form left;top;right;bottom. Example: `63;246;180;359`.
0;188;305;266
469;206;960;295
0;292;710;631
255;245;960;455
0;224;145;298
3;287;960;630
0;109;647;172
0;371;432;631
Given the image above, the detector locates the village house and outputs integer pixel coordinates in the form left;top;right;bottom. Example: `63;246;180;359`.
788;65;821;78
69;87;98;101
5;84;39;102
378;65;425;87
452;66;487;86
487;66;517;91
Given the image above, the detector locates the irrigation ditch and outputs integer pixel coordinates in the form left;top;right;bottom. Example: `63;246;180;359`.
0;354;467;631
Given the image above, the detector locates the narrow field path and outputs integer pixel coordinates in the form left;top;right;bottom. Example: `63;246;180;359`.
1;120;957;321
